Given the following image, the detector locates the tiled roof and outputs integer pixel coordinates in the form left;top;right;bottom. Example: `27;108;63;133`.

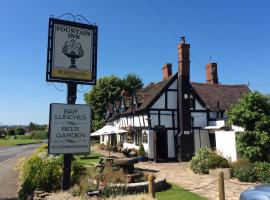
191;82;250;111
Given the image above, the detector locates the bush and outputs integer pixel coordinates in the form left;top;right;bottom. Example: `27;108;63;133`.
190;147;213;174
208;154;229;169
138;144;146;157
233;163;257;182
191;147;229;174
15;128;25;135
30;131;48;140
254;162;270;183
17;145;85;200
7;129;15;136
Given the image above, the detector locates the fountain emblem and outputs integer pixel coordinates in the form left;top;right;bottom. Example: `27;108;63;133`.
62;39;84;69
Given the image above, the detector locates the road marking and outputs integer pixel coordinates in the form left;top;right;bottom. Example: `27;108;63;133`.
0;157;14;166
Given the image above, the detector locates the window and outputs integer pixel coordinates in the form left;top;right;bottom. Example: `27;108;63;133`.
126;131;134;143
142;131;148;143
135;130;142;146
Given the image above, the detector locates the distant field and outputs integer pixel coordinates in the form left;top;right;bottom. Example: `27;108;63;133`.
0;139;42;146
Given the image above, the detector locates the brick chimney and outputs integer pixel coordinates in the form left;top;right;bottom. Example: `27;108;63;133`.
162;63;172;80
206;63;218;84
177;36;194;162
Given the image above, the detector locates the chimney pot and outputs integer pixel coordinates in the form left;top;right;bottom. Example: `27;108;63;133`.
162;63;172;80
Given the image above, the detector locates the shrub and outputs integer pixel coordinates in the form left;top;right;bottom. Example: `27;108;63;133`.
233;163;257;182
190;147;213;174
15;128;25;135
7;129;15;136
17;145;85;200
208;154;229;169
230;158;250;169
30;131;48;140
254;162;270;183
138;144;146;157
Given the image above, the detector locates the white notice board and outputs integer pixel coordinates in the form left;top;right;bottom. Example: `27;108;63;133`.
49;103;91;154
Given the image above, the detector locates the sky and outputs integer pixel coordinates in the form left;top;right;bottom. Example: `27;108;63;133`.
1;0;270;125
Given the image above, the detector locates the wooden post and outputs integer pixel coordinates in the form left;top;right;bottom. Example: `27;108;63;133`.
218;171;225;200
62;83;77;191
148;174;155;198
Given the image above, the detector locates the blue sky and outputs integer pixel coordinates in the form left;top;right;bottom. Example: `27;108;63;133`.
1;0;270;125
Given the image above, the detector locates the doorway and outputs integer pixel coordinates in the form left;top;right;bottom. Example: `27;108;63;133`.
155;130;168;160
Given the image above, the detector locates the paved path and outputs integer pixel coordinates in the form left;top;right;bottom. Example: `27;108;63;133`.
93;147;257;200
136;161;256;200
0;144;41;200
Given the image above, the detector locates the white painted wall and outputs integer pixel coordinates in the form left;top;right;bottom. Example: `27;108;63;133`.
167;130;175;158
194;129;211;151
169;79;177;89
191;112;207;127
215;130;238;162
152;93;165;109
167;91;178;109
148;130;154;159
195;99;206;110
160;114;173;128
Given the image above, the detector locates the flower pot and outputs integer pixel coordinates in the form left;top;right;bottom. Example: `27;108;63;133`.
138;156;147;162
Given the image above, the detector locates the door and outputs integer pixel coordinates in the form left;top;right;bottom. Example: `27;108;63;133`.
155;130;168;160
180;133;194;161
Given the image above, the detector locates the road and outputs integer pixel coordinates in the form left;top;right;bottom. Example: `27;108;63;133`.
0;144;41;200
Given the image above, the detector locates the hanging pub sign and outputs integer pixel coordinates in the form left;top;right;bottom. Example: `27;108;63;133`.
49;103;91;154
46;18;98;85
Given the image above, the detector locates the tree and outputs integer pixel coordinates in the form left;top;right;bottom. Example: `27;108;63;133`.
122;73;144;94
7;129;15;136
15;127;25;135
227;92;270;162
84;76;124;131
84;74;143;131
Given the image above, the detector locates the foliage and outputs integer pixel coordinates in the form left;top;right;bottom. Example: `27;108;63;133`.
122;73;144;94
227;92;270;162
190;147;213;174
229;158;250;169
17;145;85;200
138;144;146;157
233;163;257;182
15;127;25;135
254;162;270;183
84;76;124;131
208;154;229;169
7;129;15;136
30;130;48;140
190;147;229;174
28;122;47;131
227;92;270;131
236;131;270;162
232;161;270;183
71;166;128;198
84;74;143;131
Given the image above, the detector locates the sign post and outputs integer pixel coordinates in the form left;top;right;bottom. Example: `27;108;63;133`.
46;15;97;191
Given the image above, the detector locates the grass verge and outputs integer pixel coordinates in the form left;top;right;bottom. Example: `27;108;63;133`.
0;139;42;146
156;183;207;200
74;152;104;166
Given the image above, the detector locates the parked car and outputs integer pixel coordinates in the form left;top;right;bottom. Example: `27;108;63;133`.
240;184;270;200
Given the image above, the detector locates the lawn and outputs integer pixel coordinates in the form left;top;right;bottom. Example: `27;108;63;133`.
75;152;104;166
156;183;207;200
0;139;42;146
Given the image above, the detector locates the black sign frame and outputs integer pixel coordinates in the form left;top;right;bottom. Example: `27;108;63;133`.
46;18;98;85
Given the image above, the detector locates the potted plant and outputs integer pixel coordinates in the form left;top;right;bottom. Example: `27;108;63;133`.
138;144;147;162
